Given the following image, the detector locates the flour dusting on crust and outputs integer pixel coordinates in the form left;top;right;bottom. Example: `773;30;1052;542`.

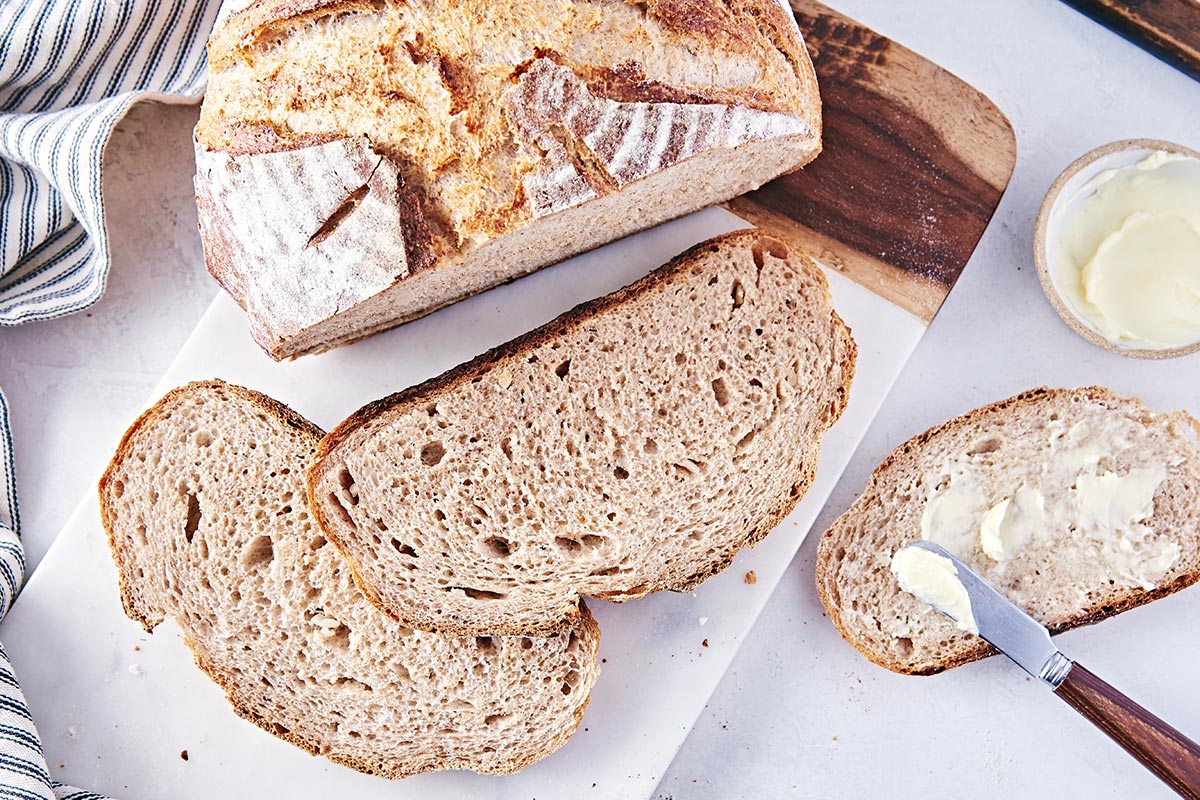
505;59;810;218
194;136;425;347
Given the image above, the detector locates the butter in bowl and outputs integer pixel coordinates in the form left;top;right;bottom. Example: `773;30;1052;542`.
1035;139;1200;358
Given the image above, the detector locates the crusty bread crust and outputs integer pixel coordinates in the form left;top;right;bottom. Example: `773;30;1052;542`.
308;229;856;636
100;380;602;777
815;386;1200;676
195;0;822;359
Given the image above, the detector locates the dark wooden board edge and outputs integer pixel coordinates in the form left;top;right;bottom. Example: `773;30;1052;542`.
1059;0;1200;83
727;0;1018;323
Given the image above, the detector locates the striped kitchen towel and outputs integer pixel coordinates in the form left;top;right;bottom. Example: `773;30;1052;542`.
0;1;222;797
0;394;112;800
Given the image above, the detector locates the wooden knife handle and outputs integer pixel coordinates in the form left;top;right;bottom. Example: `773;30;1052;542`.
1055;662;1200;799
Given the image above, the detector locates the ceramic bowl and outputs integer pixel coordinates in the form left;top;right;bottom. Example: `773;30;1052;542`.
1033;138;1200;359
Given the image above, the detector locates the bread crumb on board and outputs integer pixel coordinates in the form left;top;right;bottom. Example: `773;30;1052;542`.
744;570;757;585
180;750;189;761
701;639;709;648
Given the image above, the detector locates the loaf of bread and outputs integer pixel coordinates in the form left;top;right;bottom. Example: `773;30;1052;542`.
307;229;856;636
100;380;600;777
194;0;822;359
816;387;1200;675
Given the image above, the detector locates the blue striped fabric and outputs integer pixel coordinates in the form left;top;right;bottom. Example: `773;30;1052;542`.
0;0;218;324
0;1;223;797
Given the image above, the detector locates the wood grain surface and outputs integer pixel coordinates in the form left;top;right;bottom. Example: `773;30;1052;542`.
1057;662;1200;799
1060;0;1200;82
728;0;1017;323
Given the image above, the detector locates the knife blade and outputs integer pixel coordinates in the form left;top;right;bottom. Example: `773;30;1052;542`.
904;540;1071;687
898;540;1200;799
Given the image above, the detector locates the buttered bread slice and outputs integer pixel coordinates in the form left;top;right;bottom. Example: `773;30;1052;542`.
817;387;1200;675
308;230;856;636
100;381;600;778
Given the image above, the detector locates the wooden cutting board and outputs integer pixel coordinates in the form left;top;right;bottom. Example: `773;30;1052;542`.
1059;0;1200;82
729;0;1017;322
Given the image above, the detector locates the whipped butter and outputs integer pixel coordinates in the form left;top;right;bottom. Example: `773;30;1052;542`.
1052;150;1200;350
979;486;1047;562
890;547;978;635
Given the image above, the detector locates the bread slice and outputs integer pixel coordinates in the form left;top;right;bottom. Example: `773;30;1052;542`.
816;387;1200;676
99;380;600;778
194;0;822;359
308;229;856;636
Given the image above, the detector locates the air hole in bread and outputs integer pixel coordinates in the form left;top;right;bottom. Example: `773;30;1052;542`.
327;492;355;527
484;713;508;726
336;468;359;505
520;637;534;650
895;637;914;657
272;723;289;736
391;539;417;558
475;636;496;653
183;493;202;544
195;431;213;447
966;437;1001;456
420;441;445;466
481;536;511;558
243;535;274;569
613;466;629;480
711;377;729;407
674;352;687;365
448;586;506;601
555;359;571;379
326;624;351;649
112;480;125;498
751;238;789;273
734;428;757;455
642;438;658;454
590;566;619;577
555;536;582;555
334;675;371;690
581;535;604;549
730;279;745;310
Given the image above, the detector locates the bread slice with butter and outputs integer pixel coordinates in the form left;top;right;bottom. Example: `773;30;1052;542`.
100;380;600;778
816;387;1200;675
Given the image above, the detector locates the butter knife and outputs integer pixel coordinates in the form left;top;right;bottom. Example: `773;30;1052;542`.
905;541;1200;799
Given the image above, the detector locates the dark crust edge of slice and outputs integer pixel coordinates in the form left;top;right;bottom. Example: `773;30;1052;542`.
813;385;1200;676
307;227;858;637
98;379;602;778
